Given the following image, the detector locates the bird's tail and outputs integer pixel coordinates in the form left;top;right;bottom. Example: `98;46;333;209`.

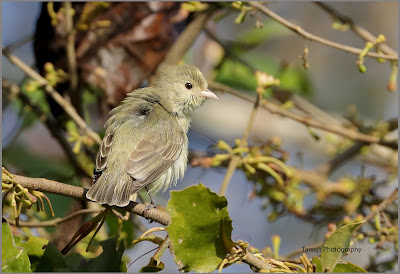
86;172;138;207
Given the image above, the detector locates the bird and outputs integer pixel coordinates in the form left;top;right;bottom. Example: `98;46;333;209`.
86;64;219;207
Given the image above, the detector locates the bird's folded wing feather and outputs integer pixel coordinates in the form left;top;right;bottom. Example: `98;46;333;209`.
125;121;184;186
93;132;113;182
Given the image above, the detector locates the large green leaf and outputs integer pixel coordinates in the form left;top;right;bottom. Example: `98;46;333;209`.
2;222;31;272
313;257;367;273
320;221;364;272
166;184;236;273
64;236;126;272
22;236;67;272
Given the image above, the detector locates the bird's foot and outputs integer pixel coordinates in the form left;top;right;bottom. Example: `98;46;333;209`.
145;203;156;211
144;203;156;223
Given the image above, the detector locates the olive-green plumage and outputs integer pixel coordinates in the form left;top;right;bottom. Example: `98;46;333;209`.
86;64;218;207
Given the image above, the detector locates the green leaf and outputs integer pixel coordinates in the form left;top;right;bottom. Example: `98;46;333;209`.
214;59;257;91
320;221;364;272
236;21;291;46
278;66;312;95
139;265;164;272
2;222;31;272
65;236;126;272
313;257;367;273
166;184;236;273
214;53;312;97
22;236;67;272
139;259;164;272
105;212;136;249
333;261;367;272
313;257;323;272
21;80;50;115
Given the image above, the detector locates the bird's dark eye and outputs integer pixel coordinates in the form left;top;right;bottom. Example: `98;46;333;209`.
185;82;193;90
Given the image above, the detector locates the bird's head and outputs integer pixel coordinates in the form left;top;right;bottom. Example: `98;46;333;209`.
154;64;219;116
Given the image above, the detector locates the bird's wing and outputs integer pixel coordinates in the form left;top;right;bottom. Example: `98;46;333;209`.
125;117;184;189
93;132;114;183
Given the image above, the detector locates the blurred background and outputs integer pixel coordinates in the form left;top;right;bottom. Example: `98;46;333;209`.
2;1;398;272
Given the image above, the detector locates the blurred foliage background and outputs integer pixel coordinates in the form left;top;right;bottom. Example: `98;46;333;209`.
2;1;398;273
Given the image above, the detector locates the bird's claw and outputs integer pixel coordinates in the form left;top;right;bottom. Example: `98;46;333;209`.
145;203;156;211
144;203;156;223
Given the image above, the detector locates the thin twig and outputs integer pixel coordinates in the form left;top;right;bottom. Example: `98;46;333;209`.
189;151;355;197
247;2;398;61
219;157;241;196
2;80;88;177
209;81;397;149
316;142;366;175
152;235;171;263
64;2;80;113
155;6;217;74
2;47;102;145
244;251;273;271
273;89;350;127
6;209;102;227
316;117;397;175
206;28;397;149
204;28;257;72
354;188;398;233
219;92;262;195
3;34;35;52
315;2;398;57
205;30;353;131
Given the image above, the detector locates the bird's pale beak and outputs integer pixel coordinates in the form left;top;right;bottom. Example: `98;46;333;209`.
199;89;219;100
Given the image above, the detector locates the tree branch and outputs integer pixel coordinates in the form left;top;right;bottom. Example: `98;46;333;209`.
204;28;257;72
244;251;273;271
11;173;171;226
2;80;88;177
156;6;217;73
2;47;102;145
219;92;262;195
247;2;398;61
316;142;366;175
7;172;273;272
64;2;80;113
315;2;398;57
354;188;398;233
6;209;102;227
209;81;397;149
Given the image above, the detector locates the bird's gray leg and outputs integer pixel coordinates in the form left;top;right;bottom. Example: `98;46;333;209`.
145;186;157;210
144;186;157;223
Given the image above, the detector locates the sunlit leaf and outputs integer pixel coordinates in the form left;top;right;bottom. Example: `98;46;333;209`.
320;221;364;272
2;222;31;272
167;184;236;273
313;257;367;273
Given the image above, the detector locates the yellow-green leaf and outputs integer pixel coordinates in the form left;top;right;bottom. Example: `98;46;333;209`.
2;222;31;272
320;221;364;272
313;257;367;272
